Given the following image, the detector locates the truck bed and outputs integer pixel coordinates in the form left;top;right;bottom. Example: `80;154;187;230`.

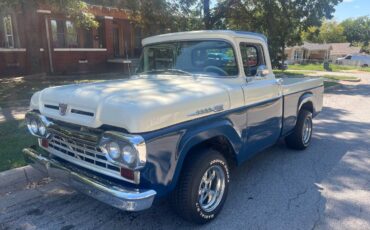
280;77;324;136
281;77;324;96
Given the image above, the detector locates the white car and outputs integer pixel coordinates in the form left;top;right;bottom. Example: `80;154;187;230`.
23;30;323;224
336;54;370;67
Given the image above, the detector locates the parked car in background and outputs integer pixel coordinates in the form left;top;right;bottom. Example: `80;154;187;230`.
22;30;323;224
336;54;370;67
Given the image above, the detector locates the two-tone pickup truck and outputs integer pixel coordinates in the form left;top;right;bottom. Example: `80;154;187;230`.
23;30;323;224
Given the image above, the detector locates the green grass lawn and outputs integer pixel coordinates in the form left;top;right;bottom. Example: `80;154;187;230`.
273;70;359;88
0;73;126;108
322;75;360;82
0;120;37;172
287;63;370;72
0;73;127;171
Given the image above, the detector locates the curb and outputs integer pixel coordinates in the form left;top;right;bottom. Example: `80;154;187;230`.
0;166;45;188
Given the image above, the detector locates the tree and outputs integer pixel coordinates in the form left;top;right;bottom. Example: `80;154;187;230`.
301;26;321;43
227;0;343;66
341;16;370;46
135;0;177;36
318;20;346;43
175;0;239;30
0;0;98;74
302;20;346;43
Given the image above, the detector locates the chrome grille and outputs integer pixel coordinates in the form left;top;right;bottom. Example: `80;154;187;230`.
48;134;123;179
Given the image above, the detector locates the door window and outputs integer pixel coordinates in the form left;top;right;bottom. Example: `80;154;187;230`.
240;43;266;76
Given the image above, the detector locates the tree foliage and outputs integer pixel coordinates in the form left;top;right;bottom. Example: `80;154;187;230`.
1;0;99;29
0;0;346;71
225;0;343;65
341;16;370;46
302;20;346;43
174;0;239;30
319;20;346;43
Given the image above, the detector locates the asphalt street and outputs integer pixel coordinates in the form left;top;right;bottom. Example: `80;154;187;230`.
1;74;370;230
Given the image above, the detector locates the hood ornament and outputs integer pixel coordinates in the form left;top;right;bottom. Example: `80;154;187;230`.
59;103;68;116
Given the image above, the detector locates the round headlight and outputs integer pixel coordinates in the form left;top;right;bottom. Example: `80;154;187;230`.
107;142;121;159
122;145;137;165
38;122;47;136
30;119;39;134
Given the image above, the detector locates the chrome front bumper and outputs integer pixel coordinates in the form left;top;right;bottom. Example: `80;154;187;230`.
23;147;156;211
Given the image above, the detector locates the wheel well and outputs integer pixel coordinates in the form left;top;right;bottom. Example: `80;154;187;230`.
185;136;237;169
300;101;314;114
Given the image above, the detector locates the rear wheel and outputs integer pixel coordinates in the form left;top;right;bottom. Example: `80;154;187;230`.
285;110;313;150
170;149;230;224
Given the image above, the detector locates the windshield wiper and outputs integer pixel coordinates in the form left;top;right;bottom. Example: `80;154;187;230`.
139;69;193;76
166;69;194;76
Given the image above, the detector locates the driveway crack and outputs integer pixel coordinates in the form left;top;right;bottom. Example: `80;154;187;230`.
287;187;308;210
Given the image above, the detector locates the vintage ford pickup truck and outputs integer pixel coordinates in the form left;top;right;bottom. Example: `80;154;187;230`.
23;30;323;223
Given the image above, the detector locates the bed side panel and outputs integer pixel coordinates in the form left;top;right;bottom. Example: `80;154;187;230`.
282;91;301;136
282;86;323;136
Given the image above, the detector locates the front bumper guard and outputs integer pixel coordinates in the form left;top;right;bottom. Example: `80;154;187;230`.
22;147;156;211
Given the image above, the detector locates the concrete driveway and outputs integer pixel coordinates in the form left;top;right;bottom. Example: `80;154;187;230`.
1;74;370;230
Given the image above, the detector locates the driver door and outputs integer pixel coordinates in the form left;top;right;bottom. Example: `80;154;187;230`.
238;40;283;161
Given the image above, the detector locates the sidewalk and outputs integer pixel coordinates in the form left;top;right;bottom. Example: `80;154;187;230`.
0;106;28;123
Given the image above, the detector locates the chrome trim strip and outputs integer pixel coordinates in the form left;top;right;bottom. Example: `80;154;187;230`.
23;147;156;211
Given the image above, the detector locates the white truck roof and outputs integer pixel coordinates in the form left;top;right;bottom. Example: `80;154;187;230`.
142;30;268;46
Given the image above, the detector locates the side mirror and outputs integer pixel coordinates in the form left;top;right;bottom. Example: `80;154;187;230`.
256;65;270;77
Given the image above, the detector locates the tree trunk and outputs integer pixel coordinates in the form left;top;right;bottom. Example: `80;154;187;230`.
281;43;285;69
203;0;211;29
22;0;42;74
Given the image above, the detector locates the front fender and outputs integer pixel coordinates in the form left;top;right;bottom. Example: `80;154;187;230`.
169;119;242;191
140;108;247;197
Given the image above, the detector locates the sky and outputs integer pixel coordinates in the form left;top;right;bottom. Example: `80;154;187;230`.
334;0;370;21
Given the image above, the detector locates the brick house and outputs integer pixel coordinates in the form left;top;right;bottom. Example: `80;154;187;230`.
0;5;142;76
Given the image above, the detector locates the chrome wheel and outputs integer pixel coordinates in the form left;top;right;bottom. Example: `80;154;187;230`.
302;117;312;145
198;165;226;212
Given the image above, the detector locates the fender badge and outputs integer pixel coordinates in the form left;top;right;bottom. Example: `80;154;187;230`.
188;104;224;117
59;103;68;116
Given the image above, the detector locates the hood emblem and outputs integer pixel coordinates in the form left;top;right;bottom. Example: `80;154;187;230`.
59;103;68;116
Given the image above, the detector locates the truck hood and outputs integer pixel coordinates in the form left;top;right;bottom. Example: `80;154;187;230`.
32;75;232;133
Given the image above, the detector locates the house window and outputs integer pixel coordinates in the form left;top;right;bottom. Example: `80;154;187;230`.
51;19;104;48
51;19;78;48
134;27;142;57
294;50;303;60
65;21;78;48
80;29;93;48
3;15;14;48
97;21;105;48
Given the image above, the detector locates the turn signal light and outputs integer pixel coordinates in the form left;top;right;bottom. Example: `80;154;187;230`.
120;167;135;181
41;138;49;148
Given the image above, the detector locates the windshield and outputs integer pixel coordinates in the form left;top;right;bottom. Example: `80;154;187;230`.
136;40;238;77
